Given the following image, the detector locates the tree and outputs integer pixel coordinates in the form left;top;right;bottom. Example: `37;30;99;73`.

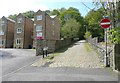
59;7;66;13
8;14;17;20
61;19;80;39
8;10;35;20
59;7;85;39
23;10;35;19
51;9;60;16
108;26;120;44
84;31;91;39
84;8;104;39
60;8;82;26
45;10;51;15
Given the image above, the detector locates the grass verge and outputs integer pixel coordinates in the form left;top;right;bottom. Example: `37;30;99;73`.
84;42;93;52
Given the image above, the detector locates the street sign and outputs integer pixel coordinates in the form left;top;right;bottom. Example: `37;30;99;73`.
100;18;110;29
37;32;43;40
37;36;43;40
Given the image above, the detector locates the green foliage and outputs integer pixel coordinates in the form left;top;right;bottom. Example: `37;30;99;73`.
8;11;35;20
8;14;17;20
61;19;80;38
23;10;35;19
108;27;120;44
51;9;60;16
60;7;83;26
84;31;91;39
84;8;104;38
59;7;66;13
45;10;51;15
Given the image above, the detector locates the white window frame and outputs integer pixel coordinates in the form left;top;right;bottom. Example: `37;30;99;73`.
17;28;22;33
1;21;5;25
0;40;4;46
16;38;21;45
36;25;42;32
17;18;22;23
0;30;4;35
37;15;42;20
37;32;42;37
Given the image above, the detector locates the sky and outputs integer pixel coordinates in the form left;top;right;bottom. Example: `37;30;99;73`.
0;0;96;18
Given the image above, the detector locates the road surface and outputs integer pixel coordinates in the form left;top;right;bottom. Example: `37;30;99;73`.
1;41;119;81
0;49;41;81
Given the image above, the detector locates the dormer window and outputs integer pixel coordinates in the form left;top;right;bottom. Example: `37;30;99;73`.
0;27;4;35
16;38;21;45
36;25;42;31
37;32;42;37
17;18;22;23
0;40;4;46
0;30;4;35
17;28;22;33
37;15;42;20
1;21;5;25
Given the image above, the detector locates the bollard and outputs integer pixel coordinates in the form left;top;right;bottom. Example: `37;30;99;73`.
43;50;44;58
46;50;47;57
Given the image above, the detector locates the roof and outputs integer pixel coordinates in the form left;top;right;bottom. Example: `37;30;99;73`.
2;16;15;22
50;15;57;19
6;17;15;22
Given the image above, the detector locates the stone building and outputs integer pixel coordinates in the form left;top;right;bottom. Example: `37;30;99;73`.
0;16;15;48
33;10;60;55
14;13;34;49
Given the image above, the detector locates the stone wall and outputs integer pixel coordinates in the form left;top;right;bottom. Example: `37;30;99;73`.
36;38;72;56
87;36;114;68
55;38;72;51
114;44;120;71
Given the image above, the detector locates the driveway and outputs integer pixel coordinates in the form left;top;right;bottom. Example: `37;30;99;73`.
0;49;41;80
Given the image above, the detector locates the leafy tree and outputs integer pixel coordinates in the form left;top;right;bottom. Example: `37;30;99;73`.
8;10;35;20
51;9;60;16
23;10;35;19
45;10;51;15
84;8;104;39
61;18;80;38
59;7;85;39
60;8;82;26
84;31;91;39
59;7;66;13
108;27;120;44
8;14;17;20
68;7;79;12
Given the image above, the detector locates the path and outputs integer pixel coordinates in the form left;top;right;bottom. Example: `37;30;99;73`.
49;40;104;68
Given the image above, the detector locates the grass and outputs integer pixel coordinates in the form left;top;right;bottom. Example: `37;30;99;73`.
84;42;93;52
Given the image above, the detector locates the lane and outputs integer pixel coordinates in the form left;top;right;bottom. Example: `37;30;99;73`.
50;40;104;68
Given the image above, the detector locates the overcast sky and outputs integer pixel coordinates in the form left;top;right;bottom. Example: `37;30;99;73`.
0;0;96;18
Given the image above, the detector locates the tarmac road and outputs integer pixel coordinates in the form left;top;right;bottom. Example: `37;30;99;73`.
0;49;41;80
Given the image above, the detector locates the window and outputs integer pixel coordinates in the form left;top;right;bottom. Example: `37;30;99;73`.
36;25;42;31
17;18;22;23
0;40;4;46
16;38;21;45
1;21;5;25
0;31;4;35
37;15;42;20
37;32;42;37
17;28;22;33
